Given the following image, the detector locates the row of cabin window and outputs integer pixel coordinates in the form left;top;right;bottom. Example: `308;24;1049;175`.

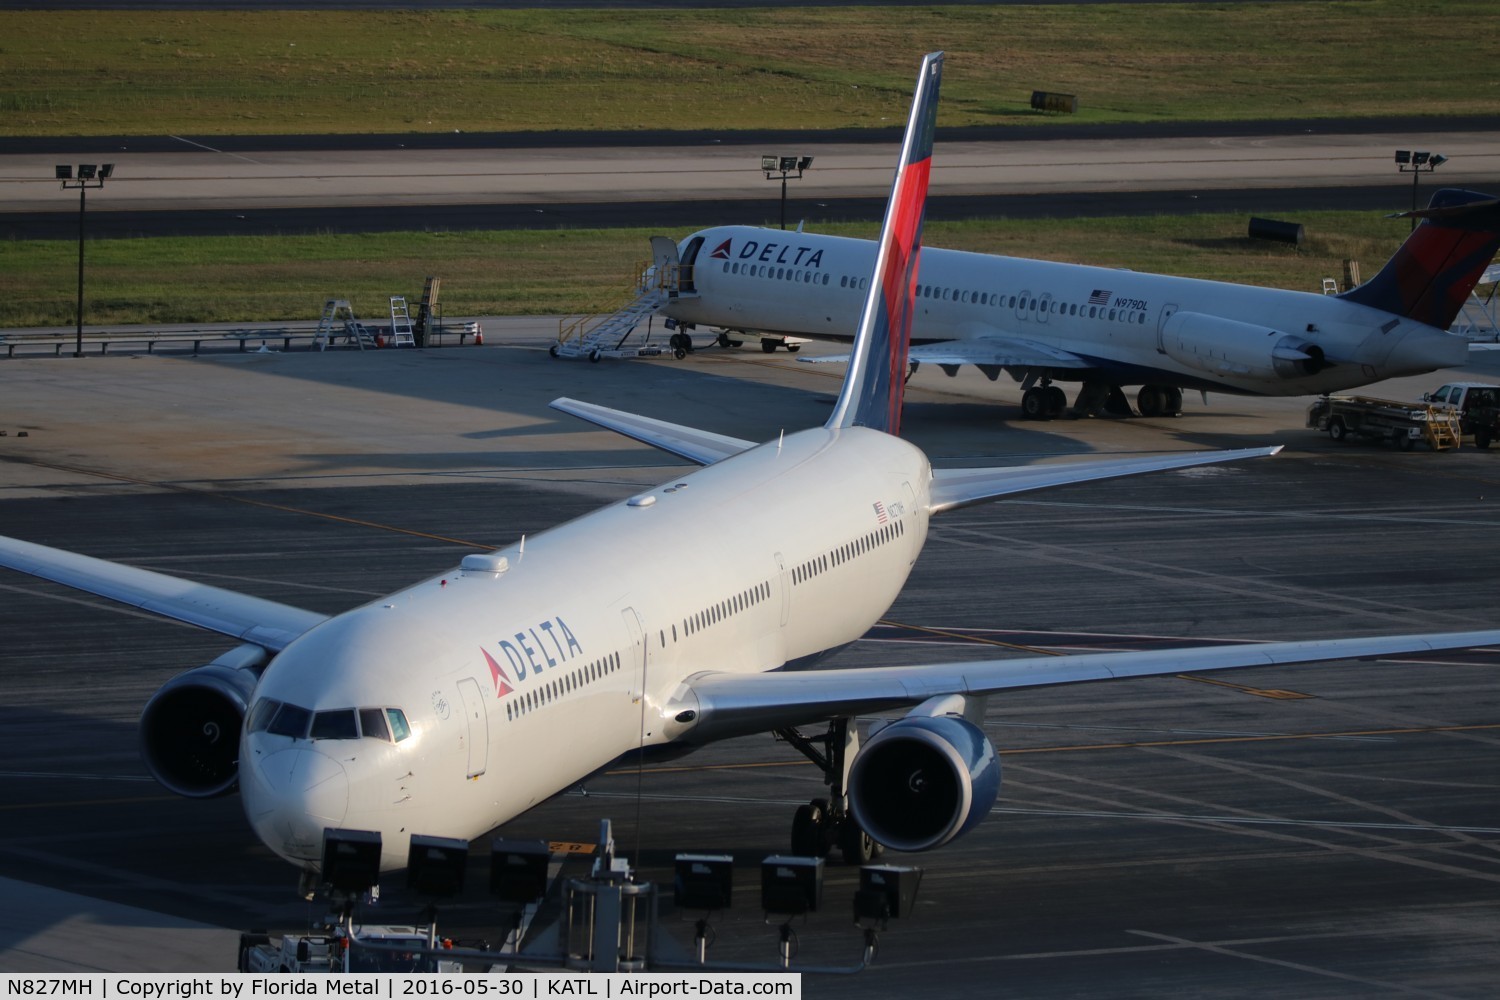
793;518;906;586
248;700;411;743
683;579;773;639
507;651;622;721
725;260;834;287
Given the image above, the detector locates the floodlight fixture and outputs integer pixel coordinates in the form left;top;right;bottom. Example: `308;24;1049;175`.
760;855;823;915
1396;147;1448;230
674;853;733;911
406;834;469;898
322;828;383;894
760;154;814;230
853;864;922;924
55;160;116;357
490;838;550;904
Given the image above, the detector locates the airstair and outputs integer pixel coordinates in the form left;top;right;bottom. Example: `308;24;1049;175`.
389;296;416;347
553;286;668;361
315;299;376;351
414;277;441;345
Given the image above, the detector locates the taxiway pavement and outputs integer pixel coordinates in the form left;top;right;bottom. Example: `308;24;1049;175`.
1;333;1498;994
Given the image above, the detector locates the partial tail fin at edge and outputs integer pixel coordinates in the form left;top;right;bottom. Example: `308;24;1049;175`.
825;51;943;437
1338;188;1500;330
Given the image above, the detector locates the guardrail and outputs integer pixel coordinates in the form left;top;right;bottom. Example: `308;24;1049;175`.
1;322;483;358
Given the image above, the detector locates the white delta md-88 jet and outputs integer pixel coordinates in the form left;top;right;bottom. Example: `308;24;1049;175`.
658;165;1500;422
5;54;1500;878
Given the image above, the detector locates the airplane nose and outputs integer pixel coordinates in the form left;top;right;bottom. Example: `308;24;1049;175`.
1384;328;1470;374
242;745;348;865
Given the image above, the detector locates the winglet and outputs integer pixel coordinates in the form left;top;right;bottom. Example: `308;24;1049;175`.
825;51;943;437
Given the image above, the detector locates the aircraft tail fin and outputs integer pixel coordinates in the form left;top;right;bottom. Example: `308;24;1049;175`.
825;51;943;436
1338;188;1500;330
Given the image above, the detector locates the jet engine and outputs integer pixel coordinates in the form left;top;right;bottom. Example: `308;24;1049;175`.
847;711;1000;852
138;643;268;798
1159;311;1328;380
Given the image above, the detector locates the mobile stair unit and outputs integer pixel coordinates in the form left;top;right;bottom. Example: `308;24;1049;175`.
1307;395;1463;451
552;287;667;361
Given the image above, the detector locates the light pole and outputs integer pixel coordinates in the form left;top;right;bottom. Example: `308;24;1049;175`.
1395;150;1446;231
56;162;113;357
761;155;813;230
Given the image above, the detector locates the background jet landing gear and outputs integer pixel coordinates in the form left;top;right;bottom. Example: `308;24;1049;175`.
1020;383;1068;420
1135;384;1184;418
776;720;885;865
715;332;744;349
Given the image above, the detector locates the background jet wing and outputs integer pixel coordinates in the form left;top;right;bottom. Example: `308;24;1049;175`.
928;445;1281;513
668;628;1500;743
551;397;757;465
799;335;1090;369
0;534;326;651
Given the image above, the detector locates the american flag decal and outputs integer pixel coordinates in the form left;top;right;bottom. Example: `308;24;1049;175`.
1088;289;1112;306
873;501;889;524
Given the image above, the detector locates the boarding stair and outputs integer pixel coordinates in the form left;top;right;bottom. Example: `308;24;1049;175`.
553;285;667;361
315;299;375;351
389;296;416;347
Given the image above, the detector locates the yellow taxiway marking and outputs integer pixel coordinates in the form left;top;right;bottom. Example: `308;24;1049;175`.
1174;673;1316;700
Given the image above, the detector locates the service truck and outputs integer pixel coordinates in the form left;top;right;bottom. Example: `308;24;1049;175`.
1306;395;1463;451
1422;381;1500;448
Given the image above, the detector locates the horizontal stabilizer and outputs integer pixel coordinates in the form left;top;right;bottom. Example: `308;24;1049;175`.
928;445;1281;513
670;627;1500;743
0;534;326;650
549;397;756;466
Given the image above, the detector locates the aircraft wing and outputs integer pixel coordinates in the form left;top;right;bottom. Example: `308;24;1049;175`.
928;446;1281;513
668;628;1500;743
550;397;757;466
0;534;327;651
799;335;1091;370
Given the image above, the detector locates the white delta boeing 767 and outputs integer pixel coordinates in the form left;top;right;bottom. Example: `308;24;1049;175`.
4;54;1500;876
657;158;1500;422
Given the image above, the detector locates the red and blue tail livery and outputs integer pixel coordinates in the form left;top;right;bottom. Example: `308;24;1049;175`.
1339;189;1500;331
826;51;943;437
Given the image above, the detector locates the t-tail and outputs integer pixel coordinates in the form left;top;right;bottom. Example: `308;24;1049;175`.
1338;188;1500;330
825;51;943;437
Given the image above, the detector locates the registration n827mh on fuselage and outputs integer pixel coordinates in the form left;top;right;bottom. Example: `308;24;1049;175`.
4;54;1500;876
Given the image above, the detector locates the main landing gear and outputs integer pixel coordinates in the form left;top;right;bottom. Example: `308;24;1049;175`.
1020;383;1069;420
775;718;884;865
1135;384;1184;418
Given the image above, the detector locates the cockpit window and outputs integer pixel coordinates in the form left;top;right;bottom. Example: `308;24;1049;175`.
267;703;312;739
387;708;411;742
311;709;358;740
247;698;282;733
359;708;391;742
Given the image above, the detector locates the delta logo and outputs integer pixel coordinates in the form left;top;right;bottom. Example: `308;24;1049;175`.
479;616;585;698
710;239;734;260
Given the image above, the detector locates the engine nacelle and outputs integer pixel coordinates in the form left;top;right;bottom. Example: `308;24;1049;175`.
139;643;267;798
848;713;1000;852
1160;311;1327;379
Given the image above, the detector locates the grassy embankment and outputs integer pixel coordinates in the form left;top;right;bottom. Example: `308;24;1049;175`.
1;2;1491;326
3;214;1409;328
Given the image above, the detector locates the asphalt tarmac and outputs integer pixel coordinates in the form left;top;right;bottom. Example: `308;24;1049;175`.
1;333;1498;994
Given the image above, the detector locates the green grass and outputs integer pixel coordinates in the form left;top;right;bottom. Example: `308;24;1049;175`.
0;212;1411;328
2;2;1496;136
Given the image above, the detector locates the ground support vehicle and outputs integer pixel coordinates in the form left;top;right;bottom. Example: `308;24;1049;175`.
238;924;463;973
1423;382;1500;447
1307;395;1462;451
